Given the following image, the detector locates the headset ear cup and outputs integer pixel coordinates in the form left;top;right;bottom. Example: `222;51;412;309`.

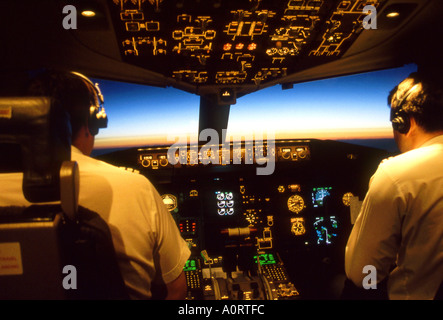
88;106;99;136
392;112;410;134
88;105;108;136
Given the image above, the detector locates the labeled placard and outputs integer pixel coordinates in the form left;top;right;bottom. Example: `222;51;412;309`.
0;242;23;275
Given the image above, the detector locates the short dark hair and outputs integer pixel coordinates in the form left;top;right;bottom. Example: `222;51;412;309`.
388;72;443;132
25;70;96;139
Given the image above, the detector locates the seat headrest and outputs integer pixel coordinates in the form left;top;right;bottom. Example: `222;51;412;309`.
0;97;71;202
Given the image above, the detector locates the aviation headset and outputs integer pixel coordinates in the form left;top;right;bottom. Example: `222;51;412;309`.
70;71;108;136
390;107;410;134
390;83;420;134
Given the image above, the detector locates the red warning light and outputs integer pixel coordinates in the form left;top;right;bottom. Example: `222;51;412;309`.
235;43;244;50
223;43;232;51
247;43;257;50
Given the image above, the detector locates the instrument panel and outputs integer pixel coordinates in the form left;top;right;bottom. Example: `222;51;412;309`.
98;138;388;299
137;140;311;169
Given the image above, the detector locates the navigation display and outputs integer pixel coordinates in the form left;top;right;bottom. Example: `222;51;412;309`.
312;187;332;208
313;216;338;245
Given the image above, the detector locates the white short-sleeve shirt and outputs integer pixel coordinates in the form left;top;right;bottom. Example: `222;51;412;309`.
345;135;443;299
0;146;190;299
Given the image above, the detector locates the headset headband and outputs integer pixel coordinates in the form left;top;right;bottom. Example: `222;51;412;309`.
390;83;420;134
70;71;108;135
391;84;420;116
70;71;104;105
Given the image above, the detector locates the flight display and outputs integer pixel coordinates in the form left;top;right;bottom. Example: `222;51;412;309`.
312;186;332;207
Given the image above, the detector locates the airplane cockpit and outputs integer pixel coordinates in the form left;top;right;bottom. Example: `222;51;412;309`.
1;0;442;302
97;138;390;300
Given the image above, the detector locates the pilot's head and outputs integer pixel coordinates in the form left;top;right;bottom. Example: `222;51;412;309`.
388;72;443;152
25;70;107;155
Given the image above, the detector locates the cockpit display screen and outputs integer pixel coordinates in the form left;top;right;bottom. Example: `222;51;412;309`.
183;259;197;272
254;253;277;265
215;191;235;216
313;216;338;245
312;187;332;208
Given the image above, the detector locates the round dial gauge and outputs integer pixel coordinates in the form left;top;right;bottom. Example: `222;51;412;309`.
245;212;258;226
161;194;177;212
291;217;306;236
287;195;305;213
342;192;354;206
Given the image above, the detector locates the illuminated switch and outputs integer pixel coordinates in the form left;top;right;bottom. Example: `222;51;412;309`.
146;21;160;31
205;30;216;39
132;13;144;20
120;12;131;21
125;22;140;32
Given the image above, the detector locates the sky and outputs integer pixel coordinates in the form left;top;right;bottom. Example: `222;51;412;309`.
92;63;417;150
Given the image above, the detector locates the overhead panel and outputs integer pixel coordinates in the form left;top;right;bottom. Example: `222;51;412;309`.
109;0;385;89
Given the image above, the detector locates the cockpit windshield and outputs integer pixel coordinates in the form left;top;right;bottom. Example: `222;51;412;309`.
92;63;416;155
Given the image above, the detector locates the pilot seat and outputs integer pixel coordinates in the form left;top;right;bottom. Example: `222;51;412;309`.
0;97;128;299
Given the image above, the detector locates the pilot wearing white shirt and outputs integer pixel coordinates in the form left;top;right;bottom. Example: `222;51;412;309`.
345;72;443;299
0;70;190;299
